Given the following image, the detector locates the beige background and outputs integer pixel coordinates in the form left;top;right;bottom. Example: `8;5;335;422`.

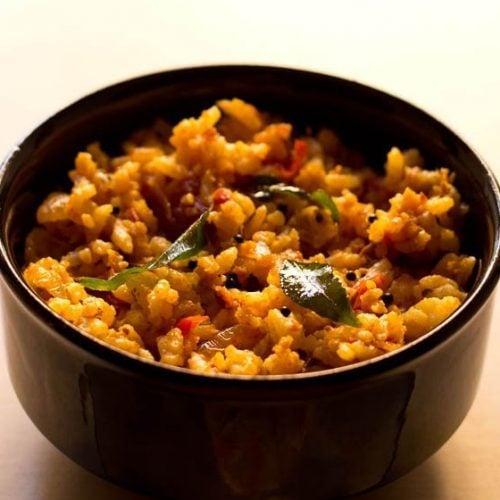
0;1;498;499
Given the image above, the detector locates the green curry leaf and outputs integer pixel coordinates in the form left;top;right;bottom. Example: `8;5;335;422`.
78;267;146;292
279;260;359;326
146;209;209;269
309;189;340;222
253;183;339;222
253;183;308;201
78;210;209;291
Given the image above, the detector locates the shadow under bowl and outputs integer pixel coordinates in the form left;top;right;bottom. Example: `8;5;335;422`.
0;65;499;499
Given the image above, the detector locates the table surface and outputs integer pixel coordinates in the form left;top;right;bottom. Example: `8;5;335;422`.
0;1;499;499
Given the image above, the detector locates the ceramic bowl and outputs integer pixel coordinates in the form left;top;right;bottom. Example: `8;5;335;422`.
1;66;499;499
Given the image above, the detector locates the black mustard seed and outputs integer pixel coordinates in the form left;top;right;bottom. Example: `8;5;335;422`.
225;273;241;289
280;306;291;317
382;292;394;306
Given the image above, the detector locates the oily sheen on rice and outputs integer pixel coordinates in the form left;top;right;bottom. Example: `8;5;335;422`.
23;98;475;375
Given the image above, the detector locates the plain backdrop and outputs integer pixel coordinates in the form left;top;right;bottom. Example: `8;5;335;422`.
0;1;499;499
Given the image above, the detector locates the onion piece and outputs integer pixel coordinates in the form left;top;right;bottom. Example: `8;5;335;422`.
198;326;239;356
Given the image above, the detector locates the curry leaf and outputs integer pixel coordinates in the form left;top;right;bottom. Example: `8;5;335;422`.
78;210;209;291
146;209;209;269
253;183;339;222
279;260;359;326
253;183;308;201
78;267;145;291
309;189;340;222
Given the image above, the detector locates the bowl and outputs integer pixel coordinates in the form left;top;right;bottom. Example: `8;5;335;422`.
0;65;499;499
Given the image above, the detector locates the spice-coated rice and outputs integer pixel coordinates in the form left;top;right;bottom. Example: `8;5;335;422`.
23;99;475;375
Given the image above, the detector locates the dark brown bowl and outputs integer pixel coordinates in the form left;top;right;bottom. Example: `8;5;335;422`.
0;66;499;499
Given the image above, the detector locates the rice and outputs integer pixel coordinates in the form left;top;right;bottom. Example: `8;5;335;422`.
22;98;475;375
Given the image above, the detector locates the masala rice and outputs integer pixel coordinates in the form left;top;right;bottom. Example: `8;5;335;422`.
23;98;476;375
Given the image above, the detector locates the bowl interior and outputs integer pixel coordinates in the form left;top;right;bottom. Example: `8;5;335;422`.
1;65;498;359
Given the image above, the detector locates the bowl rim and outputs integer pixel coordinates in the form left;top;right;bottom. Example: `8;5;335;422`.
1;63;499;388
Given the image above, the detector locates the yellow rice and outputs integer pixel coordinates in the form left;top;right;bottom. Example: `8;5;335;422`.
23;98;476;375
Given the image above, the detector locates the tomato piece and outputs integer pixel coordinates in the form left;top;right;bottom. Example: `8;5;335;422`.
351;273;390;310
279;139;308;180
213;187;231;205
176;315;209;337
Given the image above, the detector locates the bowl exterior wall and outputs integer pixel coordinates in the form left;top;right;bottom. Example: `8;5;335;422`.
2;278;493;499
